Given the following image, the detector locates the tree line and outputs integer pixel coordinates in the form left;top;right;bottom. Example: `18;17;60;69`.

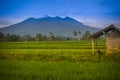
0;31;92;42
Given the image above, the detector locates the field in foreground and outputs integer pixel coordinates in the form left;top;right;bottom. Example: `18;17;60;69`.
0;41;120;80
0;60;120;80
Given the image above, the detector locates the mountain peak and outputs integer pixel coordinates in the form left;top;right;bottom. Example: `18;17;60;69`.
64;16;77;21
63;16;83;24
24;17;36;22
25;16;77;21
43;15;51;18
43;16;62;19
64;16;73;19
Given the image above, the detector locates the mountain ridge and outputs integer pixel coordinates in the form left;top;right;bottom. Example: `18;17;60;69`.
0;16;100;37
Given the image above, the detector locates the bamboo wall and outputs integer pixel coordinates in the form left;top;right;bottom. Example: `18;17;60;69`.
106;33;120;54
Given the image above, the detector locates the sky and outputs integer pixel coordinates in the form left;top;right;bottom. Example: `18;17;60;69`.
0;0;120;28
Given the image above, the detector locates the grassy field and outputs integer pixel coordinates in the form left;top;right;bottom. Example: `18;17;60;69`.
0;41;105;61
0;40;120;80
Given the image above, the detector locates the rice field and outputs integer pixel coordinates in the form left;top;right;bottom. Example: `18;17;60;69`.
0;40;120;80
0;41;105;61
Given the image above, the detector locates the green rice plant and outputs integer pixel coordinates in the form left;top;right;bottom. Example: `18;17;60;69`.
0;41;120;80
0;60;120;80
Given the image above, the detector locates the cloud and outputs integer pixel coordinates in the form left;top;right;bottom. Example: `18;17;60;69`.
0;20;12;28
114;23;120;27
0;20;12;25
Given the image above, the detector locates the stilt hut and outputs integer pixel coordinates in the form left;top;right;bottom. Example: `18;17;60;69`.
90;24;120;55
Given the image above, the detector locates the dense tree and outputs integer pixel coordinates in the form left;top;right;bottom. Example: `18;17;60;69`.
49;32;55;41
73;31;77;37
3;34;21;41
73;31;81;41
36;33;43;41
81;31;91;40
0;32;73;42
0;32;4;41
78;31;81;36
9;34;20;41
22;35;34;41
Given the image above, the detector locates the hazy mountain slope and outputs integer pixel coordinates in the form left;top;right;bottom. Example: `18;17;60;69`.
0;16;100;37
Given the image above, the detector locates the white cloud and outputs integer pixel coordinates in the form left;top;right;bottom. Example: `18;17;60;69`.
74;16;120;28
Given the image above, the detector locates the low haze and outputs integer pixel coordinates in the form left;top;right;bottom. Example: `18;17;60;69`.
0;0;120;28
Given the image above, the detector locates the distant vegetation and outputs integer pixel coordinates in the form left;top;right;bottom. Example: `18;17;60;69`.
0;30;93;42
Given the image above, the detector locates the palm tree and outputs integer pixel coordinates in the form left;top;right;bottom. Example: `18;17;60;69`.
49;32;55;41
78;31;81;36
73;31;77;37
78;31;81;40
73;31;81;40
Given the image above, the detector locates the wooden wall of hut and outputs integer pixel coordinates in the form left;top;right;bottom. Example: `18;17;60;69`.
106;31;120;54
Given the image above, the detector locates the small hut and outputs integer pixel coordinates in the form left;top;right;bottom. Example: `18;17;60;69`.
90;24;120;55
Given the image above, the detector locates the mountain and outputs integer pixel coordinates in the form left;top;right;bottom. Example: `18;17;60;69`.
0;16;100;37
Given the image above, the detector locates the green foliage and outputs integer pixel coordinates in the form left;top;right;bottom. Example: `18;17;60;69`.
35;33;43;41
108;53;120;62
0;32;74;42
22;34;35;41
81;31;91;40
0;32;4;41
72;31;81;39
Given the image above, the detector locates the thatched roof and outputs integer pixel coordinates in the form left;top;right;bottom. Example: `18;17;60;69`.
90;24;120;39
